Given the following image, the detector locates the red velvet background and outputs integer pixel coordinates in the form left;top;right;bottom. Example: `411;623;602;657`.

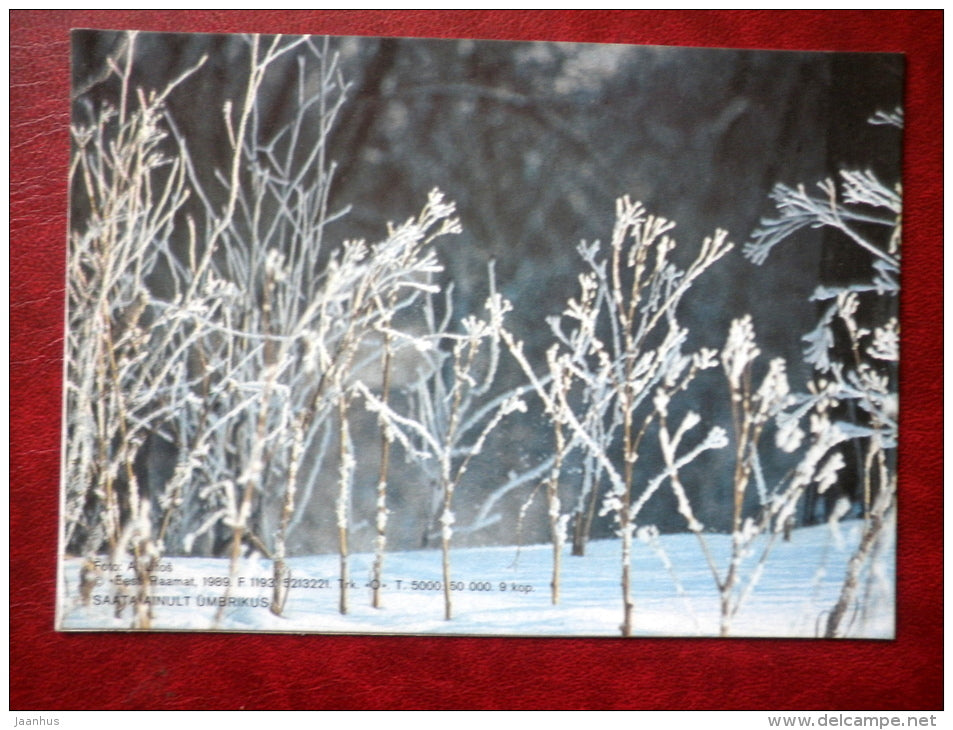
9;10;942;710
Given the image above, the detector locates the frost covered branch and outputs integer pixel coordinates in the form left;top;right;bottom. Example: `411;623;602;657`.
359;265;523;621
505;196;732;634
742;111;900;637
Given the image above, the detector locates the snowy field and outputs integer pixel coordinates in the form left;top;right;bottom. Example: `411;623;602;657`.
58;521;894;638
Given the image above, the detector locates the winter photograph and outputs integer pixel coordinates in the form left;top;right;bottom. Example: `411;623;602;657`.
57;29;902;638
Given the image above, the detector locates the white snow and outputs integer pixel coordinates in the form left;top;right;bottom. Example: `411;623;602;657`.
57;521;894;638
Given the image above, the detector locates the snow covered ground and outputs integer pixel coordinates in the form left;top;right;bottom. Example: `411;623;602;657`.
57;521;894;638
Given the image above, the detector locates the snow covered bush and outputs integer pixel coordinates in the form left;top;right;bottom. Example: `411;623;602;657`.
659;314;803;636
358;268;526;620
320;190;463;614
65;32;208;627
744;109;901;637
64;32;463;624
502;196;733;634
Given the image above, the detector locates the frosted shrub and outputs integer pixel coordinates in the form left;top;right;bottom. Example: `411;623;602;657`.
744;109;901;637
358;270;526;620
322;191;462;614
660;314;806;636
65;32;463;624
503;196;733;634
65;32;207;626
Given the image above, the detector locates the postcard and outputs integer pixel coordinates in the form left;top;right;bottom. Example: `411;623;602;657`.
57;29;901;637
